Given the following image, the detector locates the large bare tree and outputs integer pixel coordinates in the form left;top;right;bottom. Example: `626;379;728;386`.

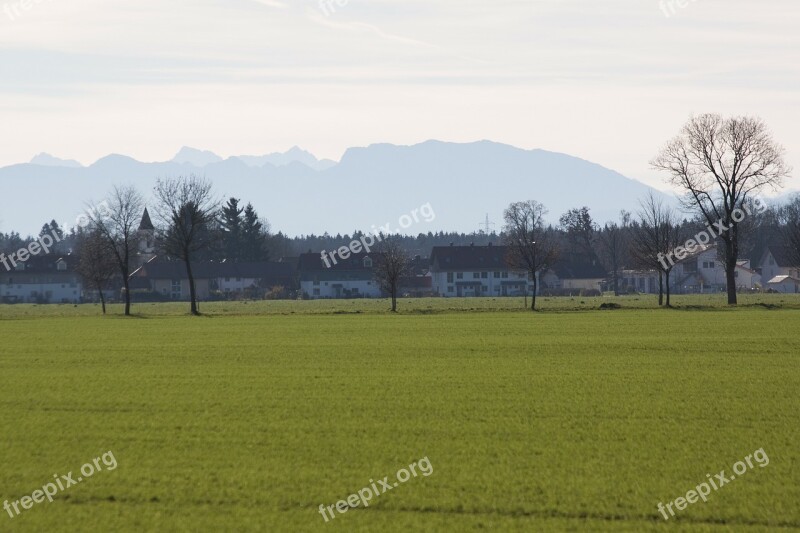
373;235;412;312
87;186;144;316
153;176;220;315
503;200;559;311
652;114;790;304
75;229;117;314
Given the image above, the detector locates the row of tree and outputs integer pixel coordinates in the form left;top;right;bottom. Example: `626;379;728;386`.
502;113;793;310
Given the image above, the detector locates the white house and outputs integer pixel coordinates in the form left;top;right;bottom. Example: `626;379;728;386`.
759;246;800;284
298;252;381;299
670;245;759;294
429;245;531;297
0;256;82;304
623;245;759;295
766;275;800;293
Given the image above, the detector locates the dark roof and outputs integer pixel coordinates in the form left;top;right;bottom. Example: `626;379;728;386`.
298;252;377;273
1;254;76;274
766;245;794;267
139;208;155;231
551;254;607;280
430;245;510;271
134;259;294;281
1;254;79;282
400;276;432;289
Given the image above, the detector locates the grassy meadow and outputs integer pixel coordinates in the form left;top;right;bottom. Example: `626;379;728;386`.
1;295;799;531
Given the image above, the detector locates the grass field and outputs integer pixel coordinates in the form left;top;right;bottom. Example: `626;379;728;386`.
1;296;799;531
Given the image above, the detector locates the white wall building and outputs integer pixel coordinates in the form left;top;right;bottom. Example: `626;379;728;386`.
298;252;382;299
0;257;82;304
430;245;532;297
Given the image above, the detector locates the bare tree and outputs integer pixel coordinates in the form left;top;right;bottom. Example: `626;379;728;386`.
630;193;682;306
87;186;143;316
503;200;559;311
75;230;117;314
153;176;220;315
597;210;631;296
373;235;412;312
652;114;791;304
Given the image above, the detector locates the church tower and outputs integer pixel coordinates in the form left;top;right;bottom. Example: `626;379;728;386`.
137;208;156;265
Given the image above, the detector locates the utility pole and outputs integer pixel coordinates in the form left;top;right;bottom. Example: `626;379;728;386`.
479;214;495;235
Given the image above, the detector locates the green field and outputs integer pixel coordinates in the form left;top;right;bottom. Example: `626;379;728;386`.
1;296;799;531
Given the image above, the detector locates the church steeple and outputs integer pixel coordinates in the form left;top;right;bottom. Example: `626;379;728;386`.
139;208;155;231
136;208;156;266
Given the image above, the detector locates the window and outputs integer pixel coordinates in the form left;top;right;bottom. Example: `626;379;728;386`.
494;272;500;278
447;272;454;283
502;272;509;279
708;261;715;269
225;277;230;282
473;272;480;279
313;288;320;296
171;280;181;292
457;273;463;279
363;257;373;268
448;286;454;293
481;272;488;279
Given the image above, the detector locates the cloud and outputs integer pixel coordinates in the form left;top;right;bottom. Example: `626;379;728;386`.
249;0;288;8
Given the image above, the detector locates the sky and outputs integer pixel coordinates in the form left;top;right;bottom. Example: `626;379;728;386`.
0;0;798;190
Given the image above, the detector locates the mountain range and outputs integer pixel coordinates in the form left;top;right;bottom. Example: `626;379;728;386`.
1;140;680;238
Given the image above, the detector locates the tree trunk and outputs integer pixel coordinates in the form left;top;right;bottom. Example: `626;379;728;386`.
665;270;671;307
724;239;738;305
531;275;538;311
99;288;106;315
612;258;619;296
658;271;664;306
391;284;397;312
122;272;131;316
185;257;199;315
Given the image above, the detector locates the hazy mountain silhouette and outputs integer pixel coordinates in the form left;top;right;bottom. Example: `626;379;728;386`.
1;140;675;237
30;153;83;168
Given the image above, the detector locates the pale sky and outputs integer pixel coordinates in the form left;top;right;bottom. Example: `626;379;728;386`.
0;0;798;190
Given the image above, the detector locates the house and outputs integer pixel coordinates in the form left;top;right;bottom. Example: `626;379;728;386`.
542;253;607;294
429;244;531;297
670;246;759;294
759;246;800;284
624;245;760;295
130;258;296;300
0;255;82;304
766;275;800;293
620;269;660;294
298;252;381;299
